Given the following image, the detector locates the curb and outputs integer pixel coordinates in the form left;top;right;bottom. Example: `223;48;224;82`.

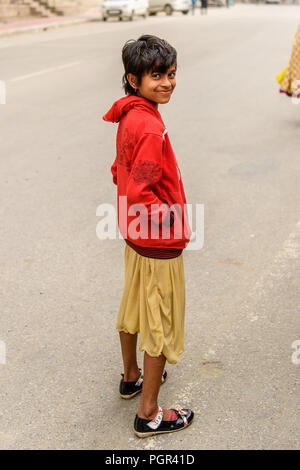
0;16;101;38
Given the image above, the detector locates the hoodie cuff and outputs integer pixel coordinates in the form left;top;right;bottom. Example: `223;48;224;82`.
161;200;175;227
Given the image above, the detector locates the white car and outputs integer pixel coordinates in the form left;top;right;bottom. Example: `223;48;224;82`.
208;0;226;5
148;0;190;15
102;0;149;20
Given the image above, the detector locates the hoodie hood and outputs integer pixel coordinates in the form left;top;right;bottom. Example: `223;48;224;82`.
102;95;162;124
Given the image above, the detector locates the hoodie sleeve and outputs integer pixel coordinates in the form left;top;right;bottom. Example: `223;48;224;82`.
111;156;118;185
126;132;174;227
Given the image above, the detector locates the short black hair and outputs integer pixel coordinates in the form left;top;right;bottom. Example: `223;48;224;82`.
121;34;177;95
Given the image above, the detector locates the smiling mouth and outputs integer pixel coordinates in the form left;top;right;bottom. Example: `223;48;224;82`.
158;90;172;94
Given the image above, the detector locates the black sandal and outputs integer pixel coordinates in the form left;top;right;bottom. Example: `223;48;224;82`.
134;407;194;438
119;369;167;399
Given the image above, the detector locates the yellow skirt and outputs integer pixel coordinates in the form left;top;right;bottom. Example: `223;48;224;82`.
116;243;186;365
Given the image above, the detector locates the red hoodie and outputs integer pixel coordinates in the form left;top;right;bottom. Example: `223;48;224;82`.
102;95;192;258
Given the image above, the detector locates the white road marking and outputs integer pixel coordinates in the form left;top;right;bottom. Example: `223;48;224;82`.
246;220;300;322
272;219;300;269
9;61;81;82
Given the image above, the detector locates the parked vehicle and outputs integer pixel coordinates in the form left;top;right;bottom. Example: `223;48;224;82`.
208;0;226;6
265;0;280;4
148;0;190;15
102;0;149;21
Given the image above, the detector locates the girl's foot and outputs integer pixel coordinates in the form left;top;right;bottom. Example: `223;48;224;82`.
134;407;194;438
119;370;167;399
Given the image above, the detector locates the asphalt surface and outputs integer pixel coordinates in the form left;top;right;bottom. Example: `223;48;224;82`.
0;4;299;450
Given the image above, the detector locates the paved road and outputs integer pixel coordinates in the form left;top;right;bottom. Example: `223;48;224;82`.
0;4;299;450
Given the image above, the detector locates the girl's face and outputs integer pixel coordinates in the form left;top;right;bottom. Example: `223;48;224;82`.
127;63;177;108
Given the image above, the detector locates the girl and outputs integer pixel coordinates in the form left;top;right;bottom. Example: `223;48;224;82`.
103;34;194;438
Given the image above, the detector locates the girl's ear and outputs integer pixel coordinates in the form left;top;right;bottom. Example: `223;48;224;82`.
127;73;138;91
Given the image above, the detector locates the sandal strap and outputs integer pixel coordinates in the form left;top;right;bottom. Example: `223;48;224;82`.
135;374;143;387
146;407;188;431
172;407;188;426
135;369;166;387
146;407;163;430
